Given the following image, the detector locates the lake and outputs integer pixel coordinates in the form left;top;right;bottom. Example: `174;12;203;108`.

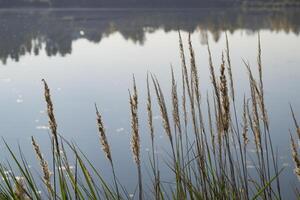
0;8;300;198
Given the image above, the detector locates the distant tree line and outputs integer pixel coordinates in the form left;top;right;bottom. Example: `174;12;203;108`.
0;0;299;8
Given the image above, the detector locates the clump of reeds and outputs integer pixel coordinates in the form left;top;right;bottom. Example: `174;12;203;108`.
0;32;299;200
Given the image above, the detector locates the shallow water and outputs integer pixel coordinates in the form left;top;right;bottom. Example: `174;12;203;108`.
0;8;300;198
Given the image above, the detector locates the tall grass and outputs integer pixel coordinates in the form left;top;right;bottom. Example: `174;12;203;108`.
0;32;298;200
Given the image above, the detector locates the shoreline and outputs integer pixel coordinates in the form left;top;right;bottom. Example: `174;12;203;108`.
0;2;300;10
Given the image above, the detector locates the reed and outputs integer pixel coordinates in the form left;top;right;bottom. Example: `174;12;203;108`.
14;178;29;200
129;76;143;200
290;133;300;180
31;136;53;196
146;73;161;199
42;79;59;153
95;104;120;200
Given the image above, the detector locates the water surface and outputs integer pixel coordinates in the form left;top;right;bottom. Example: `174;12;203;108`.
0;8;300;198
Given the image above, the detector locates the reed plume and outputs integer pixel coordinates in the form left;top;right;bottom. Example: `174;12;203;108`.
178;31;192;104
171;66;181;134
151;76;172;144
290;105;300;140
225;32;235;101
207;41;220;106
179;31;200;141
146;73;159;199
147;74;154;142
95;104;120;199
244;62;262;149
257;33;263;96
181;66;187;129
95;105;112;162
14;178;29;200
151;75;176;161
290;133;300;180
219;53;230;133
207;41;223;135
31;136;53;196
242;98;249;146
129;76;143;200
130;77;140;166
42;79;59;153
188;33;200;102
189;33;205;134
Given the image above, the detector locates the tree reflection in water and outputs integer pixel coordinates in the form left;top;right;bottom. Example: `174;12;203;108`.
0;9;299;64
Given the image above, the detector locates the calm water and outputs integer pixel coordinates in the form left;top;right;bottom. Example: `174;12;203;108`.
0;8;300;198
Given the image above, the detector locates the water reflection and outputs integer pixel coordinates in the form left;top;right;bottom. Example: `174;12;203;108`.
0;8;299;199
0;8;300;64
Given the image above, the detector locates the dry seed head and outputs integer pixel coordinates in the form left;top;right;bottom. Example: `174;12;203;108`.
257;33;263;92
188;34;197;85
290;105;300;140
152;76;172;142
129;77;140;166
219;52;230;132
252;99;261;148
225;32;235;101
42;79;59;152
95;105;112;162
208;41;222;136
207;41;219;100
171;66;181;133
178;30;187;77
189;33;201;105
31;137;53;194
179;30;192;102
181;67;188;126
147;74;154;141
245;62;261;149
14;178;29;200
290;134;300;180
242;98;249;146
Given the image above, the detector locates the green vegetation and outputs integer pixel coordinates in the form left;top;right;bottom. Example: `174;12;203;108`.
0;32;299;199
